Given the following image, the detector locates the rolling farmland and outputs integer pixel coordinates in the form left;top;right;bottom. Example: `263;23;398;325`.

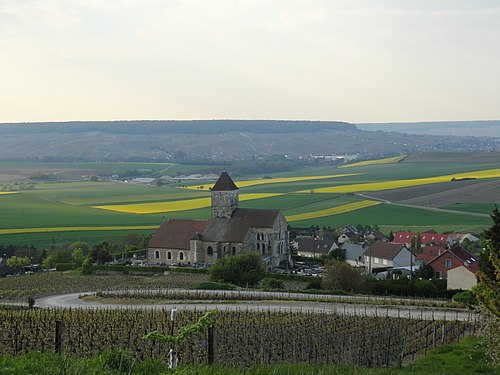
1;157;499;247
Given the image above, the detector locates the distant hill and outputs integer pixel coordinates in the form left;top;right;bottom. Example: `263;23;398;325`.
357;120;500;137
0;120;497;162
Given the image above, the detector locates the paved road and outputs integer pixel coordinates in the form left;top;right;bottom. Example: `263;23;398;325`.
35;291;479;322
355;193;489;218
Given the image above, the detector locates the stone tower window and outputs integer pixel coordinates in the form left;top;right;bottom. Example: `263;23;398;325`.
207;246;213;256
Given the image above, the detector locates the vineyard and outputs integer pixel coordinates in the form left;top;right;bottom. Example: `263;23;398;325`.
0;307;478;368
0;273;209;300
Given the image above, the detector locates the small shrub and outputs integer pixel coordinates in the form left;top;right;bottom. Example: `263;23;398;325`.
452;291;477;307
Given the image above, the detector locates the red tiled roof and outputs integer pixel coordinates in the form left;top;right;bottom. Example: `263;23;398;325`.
416;245;446;264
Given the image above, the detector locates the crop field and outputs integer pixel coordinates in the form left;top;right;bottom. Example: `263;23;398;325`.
339;155;406;168
184;174;359;191
0;307;474;368
1;159;499;247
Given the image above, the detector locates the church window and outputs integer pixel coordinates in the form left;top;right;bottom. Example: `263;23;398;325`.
232;246;236;255
257;243;260;251
207;246;213;256
155;250;160;259
268;245;272;252
179;251;184;261
167;251;172;260
262;247;265;255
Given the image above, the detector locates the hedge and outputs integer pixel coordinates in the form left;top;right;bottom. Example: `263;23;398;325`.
89;264;208;275
55;263;78;272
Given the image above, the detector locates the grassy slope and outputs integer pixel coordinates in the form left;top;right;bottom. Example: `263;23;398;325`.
0;336;495;375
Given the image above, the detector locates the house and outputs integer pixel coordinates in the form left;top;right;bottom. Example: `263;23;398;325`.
295;238;338;258
447;266;477;290
147;171;292;269
451;233;480;244
341;242;368;267
363;242;417;273
392;231;452;248
365;230;386;242
427;244;479;280
415;245;447;265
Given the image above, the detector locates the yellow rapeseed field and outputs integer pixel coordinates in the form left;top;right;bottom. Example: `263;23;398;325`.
0;225;158;235
184;174;358;191
94;193;283;214
302;168;500;194
0;192;16;195
286;200;382;222
339;155;406;168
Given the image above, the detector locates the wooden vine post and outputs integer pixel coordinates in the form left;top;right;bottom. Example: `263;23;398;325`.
144;309;217;368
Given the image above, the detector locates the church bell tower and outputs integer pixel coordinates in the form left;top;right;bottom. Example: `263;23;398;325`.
211;170;239;219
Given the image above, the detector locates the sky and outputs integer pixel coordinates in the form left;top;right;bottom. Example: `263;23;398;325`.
1;0;500;123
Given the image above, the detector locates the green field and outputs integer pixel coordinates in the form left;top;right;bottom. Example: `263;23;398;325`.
1;160;499;247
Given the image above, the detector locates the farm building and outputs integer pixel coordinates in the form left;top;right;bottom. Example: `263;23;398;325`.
147;171;292;269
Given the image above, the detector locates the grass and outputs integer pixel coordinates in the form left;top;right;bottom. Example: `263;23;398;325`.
286;200;382;222
440;203;498;215
0;336;495;374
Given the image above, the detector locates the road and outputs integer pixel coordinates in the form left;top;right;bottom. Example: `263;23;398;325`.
35;291;479;322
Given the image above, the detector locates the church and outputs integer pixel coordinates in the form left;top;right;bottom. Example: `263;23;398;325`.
147;171;292;269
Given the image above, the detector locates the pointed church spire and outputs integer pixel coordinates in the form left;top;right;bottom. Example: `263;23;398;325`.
212;170;238;191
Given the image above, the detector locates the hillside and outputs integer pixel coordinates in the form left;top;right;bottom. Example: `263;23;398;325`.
357;120;500;137
0;120;497;162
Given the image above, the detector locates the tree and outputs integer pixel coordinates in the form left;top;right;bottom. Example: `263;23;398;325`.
474;241;500;318
480;205;500;279
6;256;30;271
410;233;422;254
322;260;364;293
91;241;113;264
209;252;265;287
414;263;434;280
42;249;72;269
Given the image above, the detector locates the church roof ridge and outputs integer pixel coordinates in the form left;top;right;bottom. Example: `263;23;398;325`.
211;170;239;191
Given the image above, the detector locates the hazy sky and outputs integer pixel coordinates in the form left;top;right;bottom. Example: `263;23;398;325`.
1;1;500;123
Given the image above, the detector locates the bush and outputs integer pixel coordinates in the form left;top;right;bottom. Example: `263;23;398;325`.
209;252;265;287
322;260;364;293
452;291;477;307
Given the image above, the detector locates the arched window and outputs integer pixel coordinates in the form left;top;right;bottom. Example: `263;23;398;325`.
167;251;172;260
262;247;265;255
155;250;160;259
257;243;260;251
232;246;236;255
207;246;213;256
179;251;184;261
